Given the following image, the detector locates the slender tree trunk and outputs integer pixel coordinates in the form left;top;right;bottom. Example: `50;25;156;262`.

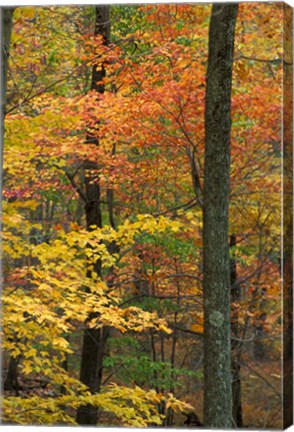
230;234;243;427
76;6;110;425
166;266;180;427
1;10;15;393
1;6;14;245
203;4;238;428
253;226;267;361
2;7;14;111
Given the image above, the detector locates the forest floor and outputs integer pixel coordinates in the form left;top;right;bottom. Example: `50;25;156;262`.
175;359;282;429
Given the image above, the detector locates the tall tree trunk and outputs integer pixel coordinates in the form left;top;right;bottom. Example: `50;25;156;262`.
230;234;243;427
203;4;238;428
76;6;110;426
1;8;15;396
1;6;14;264
253;226;267;361
2;7;14;111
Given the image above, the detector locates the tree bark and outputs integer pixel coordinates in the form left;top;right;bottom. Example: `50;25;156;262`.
203;3;238;428
4;355;20;395
76;6;110;426
1;10;15;394
1;6;14;274
2;7;14;112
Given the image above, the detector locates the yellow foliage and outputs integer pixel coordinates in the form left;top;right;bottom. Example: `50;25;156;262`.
2;383;192;426
3;212;181;424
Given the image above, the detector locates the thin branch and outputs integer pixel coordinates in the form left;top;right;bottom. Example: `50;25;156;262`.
185;145;203;208
119;293;202;308
169;324;203;337
5;37;135;115
166;273;203;283
231;253;273;290
240;361;281;399
152;197;197;217
102;363;125;386
236;53;292;66
65;170;88;203
52;163;87;203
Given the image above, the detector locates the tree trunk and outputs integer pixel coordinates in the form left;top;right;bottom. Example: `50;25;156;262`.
76;6;110;426
1;10;15;393
230;234;243;427
4;355;19;395
203;3;238;428
2;7;14;111
1;7;14;275
253;228;267;361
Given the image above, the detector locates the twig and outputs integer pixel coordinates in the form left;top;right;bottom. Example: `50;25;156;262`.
5;37;135;115
236;53;292;66
240;361;281;399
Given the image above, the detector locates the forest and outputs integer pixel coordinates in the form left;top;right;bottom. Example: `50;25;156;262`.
1;3;293;429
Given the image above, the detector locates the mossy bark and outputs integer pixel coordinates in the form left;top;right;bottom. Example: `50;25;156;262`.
2;7;14;111
203;3;238;428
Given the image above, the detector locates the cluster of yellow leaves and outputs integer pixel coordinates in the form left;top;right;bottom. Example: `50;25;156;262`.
3;215;179;336
3;201;42;258
2;383;193;426
3;213;183;422
3;383;155;427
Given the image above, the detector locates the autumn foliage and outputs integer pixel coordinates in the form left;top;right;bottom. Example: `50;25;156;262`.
2;3;288;428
